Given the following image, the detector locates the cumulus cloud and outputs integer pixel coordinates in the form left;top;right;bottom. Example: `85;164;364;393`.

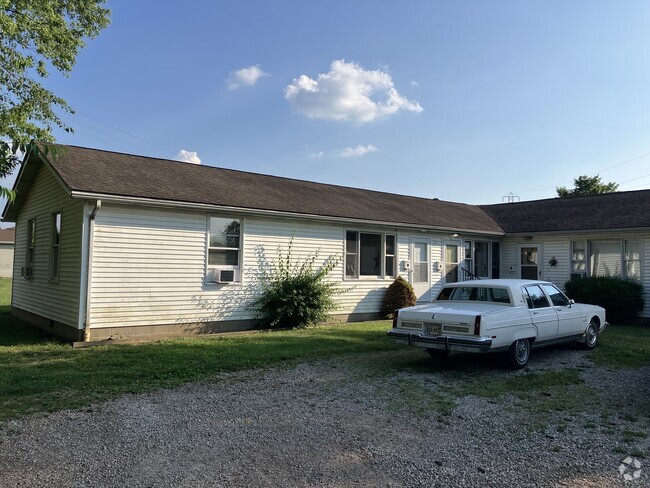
336;144;379;158
284;60;423;124
227;65;269;89
308;151;324;159
177;149;201;164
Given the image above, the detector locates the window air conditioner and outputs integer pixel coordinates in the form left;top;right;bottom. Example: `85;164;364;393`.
570;272;585;281
214;268;239;283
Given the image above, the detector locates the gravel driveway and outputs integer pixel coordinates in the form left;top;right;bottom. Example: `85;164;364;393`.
1;346;648;487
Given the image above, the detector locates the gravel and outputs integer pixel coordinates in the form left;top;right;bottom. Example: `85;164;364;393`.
0;345;648;487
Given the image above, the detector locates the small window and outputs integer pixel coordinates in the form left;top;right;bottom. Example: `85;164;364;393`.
571;241;586;273
345;231;396;278
50;212;61;280
208;217;241;281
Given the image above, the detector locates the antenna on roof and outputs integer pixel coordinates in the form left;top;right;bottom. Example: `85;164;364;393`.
502;192;520;203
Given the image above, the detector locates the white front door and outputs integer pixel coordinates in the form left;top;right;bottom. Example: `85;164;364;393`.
519;245;541;280
411;238;430;301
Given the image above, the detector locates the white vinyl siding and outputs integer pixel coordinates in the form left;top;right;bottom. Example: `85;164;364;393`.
88;206;406;329
12;164;84;327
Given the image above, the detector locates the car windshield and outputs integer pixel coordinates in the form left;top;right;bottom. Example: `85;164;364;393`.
436;287;511;304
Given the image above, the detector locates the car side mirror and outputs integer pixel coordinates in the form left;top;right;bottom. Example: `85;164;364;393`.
568;298;575;308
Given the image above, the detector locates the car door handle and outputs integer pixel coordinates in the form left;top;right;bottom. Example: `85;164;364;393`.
532;311;539;315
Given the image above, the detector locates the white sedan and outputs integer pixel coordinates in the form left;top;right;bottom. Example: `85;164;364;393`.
387;279;607;369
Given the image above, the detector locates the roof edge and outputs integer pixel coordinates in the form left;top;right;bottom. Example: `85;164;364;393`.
70;190;506;236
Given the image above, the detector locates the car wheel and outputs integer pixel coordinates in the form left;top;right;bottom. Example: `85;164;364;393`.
578;319;598;350
426;348;450;358
507;338;530;369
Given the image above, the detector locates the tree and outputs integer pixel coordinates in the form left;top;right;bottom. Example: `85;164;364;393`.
1;1;111;199
556;175;618;198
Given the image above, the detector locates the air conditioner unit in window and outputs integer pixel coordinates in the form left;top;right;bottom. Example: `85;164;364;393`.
213;268;239;284
570;272;586;281
21;266;33;279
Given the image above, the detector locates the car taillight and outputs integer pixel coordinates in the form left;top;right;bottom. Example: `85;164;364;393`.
474;315;481;335
392;310;399;328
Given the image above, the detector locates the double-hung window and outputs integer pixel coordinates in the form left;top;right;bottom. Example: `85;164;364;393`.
50;212;61;281
345;231;396;279
208;216;242;282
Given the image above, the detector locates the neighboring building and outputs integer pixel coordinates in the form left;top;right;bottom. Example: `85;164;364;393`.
2;144;649;341
0;227;15;278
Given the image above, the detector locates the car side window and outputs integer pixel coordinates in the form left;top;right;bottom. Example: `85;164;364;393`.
524;285;551;309
542;284;569;307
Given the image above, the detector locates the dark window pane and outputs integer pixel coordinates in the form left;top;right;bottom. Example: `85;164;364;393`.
385;256;395;277
385;235;395;255
525;285;550;308
209;249;239;266
345;254;358;278
51;248;60;279
360;233;381;275
346;231;358;253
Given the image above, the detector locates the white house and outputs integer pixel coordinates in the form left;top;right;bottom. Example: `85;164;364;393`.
2;144;649;341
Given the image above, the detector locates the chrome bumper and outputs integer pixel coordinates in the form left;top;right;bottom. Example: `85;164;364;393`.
387;329;493;353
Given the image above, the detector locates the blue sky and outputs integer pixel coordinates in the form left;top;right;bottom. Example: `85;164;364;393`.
7;0;650;205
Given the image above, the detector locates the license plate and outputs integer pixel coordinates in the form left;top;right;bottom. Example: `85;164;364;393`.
425;324;442;335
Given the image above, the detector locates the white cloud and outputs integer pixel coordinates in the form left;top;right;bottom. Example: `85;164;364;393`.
284;60;423;124
308;151;324;159
227;65;269;89
410;81;419;87
177;149;201;164
336;144;379;158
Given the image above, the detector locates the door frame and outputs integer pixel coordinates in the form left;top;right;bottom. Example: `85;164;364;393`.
518;244;542;280
410;237;431;301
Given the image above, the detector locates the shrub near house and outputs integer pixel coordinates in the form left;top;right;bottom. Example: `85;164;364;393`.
565;276;645;323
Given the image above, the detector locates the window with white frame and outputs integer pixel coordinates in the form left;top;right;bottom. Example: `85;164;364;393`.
208;216;241;281
571;239;641;281
345;231;396;278
50;212;61;281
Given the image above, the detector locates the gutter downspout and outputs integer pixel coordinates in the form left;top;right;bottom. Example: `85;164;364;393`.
83;200;101;342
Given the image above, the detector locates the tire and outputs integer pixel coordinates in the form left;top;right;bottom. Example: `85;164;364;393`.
426;348;450;359
507;338;530;369
578;318;599;350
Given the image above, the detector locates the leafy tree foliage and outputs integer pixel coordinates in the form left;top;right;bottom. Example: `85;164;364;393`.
556;175;618;198
0;1;111;197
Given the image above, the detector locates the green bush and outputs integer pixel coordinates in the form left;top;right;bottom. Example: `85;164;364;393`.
564;276;645;323
382;276;417;318
254;240;343;329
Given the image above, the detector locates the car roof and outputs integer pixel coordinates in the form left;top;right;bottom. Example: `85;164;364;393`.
444;279;552;287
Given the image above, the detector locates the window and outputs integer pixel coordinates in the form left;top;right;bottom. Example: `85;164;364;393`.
50;212;61;280
542;284;569;307
571;241;586;273
524;285;551;309
208;217;241;277
436;286;511;304
25;218;35;278
624;240;641;281
345;231;396;278
572;239;641;281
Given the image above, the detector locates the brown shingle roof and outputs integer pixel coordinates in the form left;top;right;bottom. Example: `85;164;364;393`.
480;190;650;233
38;144;504;233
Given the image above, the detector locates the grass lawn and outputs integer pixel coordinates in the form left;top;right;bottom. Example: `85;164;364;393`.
0;277;648;423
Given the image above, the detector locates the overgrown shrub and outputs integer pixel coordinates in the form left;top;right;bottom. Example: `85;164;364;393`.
564;276;645;323
254;240;343;329
382;276;417;318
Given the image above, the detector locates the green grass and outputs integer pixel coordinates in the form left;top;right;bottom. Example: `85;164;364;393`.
1;275;649;424
592;324;650;369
